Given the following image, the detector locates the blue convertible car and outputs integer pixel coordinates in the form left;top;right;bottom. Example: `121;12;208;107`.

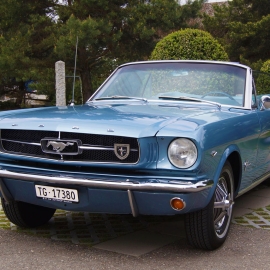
0;60;269;250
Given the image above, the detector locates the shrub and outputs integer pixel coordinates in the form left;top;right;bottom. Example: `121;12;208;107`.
261;60;270;73
150;28;228;61
255;60;270;95
0;100;20;110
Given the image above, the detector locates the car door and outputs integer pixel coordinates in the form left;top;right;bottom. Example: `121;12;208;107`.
253;72;270;180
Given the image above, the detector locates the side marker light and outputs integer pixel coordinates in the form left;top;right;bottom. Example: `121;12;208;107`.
170;197;186;211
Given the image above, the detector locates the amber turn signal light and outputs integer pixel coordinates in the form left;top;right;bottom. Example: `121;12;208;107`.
170;197;186;211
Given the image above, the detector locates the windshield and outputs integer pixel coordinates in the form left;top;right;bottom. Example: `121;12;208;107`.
91;62;247;107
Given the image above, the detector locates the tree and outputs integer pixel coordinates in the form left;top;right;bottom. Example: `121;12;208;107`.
54;0;205;102
203;0;270;63
0;0;204;104
0;0;56;105
150;28;228;61
228;14;270;63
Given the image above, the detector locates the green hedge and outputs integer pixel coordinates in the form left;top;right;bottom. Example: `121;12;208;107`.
255;60;270;95
150;28;228;61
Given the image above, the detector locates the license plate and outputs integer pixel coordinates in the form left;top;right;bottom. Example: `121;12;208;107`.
35;185;79;203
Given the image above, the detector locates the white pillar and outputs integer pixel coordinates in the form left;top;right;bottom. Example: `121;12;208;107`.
55;60;66;106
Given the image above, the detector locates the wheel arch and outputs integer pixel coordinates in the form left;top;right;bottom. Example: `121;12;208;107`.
212;146;242;197
227;151;242;197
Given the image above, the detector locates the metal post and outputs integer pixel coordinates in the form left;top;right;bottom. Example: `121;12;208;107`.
55;60;66;106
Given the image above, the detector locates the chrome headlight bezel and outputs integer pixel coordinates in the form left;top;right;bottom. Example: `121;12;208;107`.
168;138;198;169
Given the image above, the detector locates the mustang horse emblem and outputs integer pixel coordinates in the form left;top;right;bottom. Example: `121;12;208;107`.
46;141;74;152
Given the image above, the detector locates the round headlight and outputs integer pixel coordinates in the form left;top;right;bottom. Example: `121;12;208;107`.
168;138;197;169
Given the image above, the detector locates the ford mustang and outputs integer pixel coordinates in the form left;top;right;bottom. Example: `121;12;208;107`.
0;60;269;250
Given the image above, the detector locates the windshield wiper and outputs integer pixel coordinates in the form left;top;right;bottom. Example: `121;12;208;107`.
158;96;221;109
94;96;148;102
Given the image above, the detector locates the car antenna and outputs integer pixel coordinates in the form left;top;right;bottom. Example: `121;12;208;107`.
70;36;78;106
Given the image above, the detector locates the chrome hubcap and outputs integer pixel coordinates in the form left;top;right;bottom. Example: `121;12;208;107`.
213;175;234;238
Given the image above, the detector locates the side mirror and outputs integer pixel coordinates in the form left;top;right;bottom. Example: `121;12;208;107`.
259;95;270;110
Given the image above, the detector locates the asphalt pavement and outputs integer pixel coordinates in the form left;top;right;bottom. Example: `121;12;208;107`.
1;181;270;269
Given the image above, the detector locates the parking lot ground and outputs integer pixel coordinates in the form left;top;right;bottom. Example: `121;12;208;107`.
1;216;270;269
94;181;270;256
1;181;270;269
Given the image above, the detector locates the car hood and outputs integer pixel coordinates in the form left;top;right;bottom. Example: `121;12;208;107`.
0;102;221;138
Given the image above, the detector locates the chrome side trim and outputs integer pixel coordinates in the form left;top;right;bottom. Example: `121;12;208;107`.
0;169;213;193
236;172;270;198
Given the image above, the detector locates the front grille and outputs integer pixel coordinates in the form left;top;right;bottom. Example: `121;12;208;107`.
0;129;139;163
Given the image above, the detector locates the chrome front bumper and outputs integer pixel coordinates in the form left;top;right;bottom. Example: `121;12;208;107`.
0;169;213;193
0;169;214;217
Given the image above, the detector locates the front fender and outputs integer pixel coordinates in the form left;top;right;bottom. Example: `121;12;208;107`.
202;144;241;202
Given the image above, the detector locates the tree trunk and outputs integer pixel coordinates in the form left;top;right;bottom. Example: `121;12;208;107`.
15;81;25;107
80;68;93;103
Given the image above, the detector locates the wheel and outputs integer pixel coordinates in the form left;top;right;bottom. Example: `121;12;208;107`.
1;198;56;228
185;161;234;250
